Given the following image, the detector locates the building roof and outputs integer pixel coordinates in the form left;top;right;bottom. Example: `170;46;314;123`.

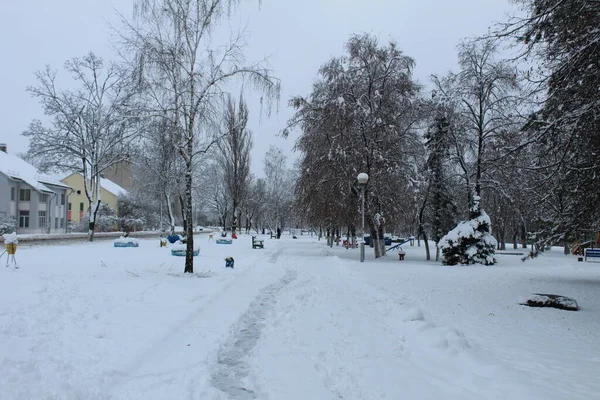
0;150;57;193
62;173;128;197
100;177;128;196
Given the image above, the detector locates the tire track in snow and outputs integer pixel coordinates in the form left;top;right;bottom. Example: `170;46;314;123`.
210;263;296;399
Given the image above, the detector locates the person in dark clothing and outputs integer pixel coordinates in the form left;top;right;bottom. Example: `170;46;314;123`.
276;227;281;239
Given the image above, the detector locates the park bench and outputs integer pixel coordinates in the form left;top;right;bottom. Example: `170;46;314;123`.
252;236;264;249
269;231;277;239
584;248;600;262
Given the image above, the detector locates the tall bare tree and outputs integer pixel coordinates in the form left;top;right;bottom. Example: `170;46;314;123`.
133;117;185;233
23;53;141;241
123;0;280;273
217;94;253;237
432;39;520;210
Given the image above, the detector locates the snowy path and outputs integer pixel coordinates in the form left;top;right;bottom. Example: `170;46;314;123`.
247;242;547;400
1;235;599;399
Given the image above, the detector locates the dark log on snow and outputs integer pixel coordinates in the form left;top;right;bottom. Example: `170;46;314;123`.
519;294;579;311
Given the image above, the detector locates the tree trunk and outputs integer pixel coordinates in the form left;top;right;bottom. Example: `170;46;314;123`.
378;218;386;257
88;199;101;242
423;232;430;261
184;157;194;273
179;194;187;233
165;192;175;235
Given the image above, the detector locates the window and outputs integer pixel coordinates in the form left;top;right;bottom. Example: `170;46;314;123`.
80;202;84;211
76;190;81;195
60;218;64;228
19;210;30;228
11;187;15;201
19;188;31;201
68;203;72;211
55;218;59;229
39;193;49;203
38;211;47;228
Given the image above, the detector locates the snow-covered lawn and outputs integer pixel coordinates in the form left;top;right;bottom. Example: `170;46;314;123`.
1;234;599;399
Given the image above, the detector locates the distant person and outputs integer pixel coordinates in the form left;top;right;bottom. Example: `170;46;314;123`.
276;227;281;239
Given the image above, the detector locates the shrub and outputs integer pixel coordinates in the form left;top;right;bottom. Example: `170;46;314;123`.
439;196;497;266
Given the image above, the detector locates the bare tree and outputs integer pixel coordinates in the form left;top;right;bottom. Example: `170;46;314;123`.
217;94;252;237
432;39;520;210
263;146;292;232
133;117;185;233
24;53;141;241
122;0;280;273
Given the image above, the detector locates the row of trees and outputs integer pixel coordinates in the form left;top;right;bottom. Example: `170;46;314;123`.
22;0;598;268
23;0;283;273
288;0;599;263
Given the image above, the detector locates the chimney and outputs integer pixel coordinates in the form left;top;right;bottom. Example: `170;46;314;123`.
0;143;7;153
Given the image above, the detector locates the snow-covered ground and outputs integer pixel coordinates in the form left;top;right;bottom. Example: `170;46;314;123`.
1;234;599;399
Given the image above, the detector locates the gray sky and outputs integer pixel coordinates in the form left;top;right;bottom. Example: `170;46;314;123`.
0;0;517;177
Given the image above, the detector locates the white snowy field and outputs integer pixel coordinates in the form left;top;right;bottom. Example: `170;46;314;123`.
1;234;599;400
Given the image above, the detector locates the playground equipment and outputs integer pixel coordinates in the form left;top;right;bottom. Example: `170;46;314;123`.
171;249;199;256
113;237;139;247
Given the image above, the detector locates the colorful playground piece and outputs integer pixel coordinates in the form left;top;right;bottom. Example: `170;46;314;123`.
114;242;139;248
113;237;139;247
171;249;199;256
216;238;233;244
225;257;235;268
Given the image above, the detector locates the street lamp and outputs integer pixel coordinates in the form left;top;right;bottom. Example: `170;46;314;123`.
357;172;369;262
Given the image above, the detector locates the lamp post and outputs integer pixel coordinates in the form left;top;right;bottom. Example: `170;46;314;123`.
357;173;369;262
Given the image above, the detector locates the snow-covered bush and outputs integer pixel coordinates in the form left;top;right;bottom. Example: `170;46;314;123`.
439;196;497;266
0;216;16;236
118;194;160;231
74;204;120;232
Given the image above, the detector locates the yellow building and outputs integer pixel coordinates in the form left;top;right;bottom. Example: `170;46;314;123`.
61;173;128;223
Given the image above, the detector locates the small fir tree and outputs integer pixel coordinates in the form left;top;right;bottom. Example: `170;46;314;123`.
439;196;497;265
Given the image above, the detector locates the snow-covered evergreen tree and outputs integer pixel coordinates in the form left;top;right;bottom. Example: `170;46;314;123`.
439;196;497;266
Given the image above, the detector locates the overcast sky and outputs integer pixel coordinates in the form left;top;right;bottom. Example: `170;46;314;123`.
0;0;518;177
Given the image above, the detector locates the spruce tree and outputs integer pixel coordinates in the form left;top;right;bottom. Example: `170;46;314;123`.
440;196;497;266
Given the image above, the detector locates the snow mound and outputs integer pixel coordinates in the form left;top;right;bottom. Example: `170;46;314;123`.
3;232;18;244
404;307;425;322
171;243;200;252
113;236;139;244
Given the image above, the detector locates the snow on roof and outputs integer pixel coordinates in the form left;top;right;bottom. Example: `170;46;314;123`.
0;150;54;193
36;174;71;189
101;177;128;196
62;173;128;196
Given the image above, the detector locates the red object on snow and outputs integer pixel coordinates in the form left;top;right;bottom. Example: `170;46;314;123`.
232;232;238;239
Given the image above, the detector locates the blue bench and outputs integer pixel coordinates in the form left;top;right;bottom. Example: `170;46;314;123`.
584;248;600;262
